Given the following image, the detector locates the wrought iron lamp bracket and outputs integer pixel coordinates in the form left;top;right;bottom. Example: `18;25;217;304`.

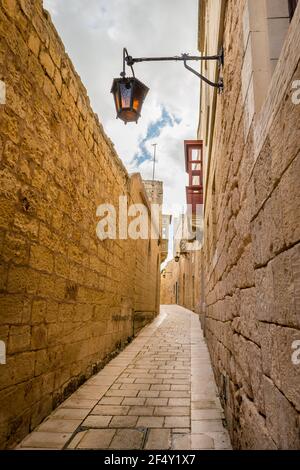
121;47;224;92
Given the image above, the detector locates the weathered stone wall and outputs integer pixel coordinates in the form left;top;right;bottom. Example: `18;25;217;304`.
0;0;160;449
199;0;300;449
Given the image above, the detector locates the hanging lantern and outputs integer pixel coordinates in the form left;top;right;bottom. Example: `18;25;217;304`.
111;76;149;124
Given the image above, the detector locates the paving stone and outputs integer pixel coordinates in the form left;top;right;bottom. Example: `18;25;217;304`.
192;409;223;420
191;420;225;433
76;429;116;449
120;383;150;390
192;400;222;410
172;433;191;450
138;390;160;398
109;429;144;449
145;398;168;406
145;429;171;449
154;407;189;416
159;391;190;398
67;431;87;449
82;416;112;428
135;378;163;384
168;398;190;406
98;396;124;405
164;416;190;428
122;397;146;406
78;384;109;393
73;389;107;400
136;416;164;428
52;408;90;420
109;384;122;390
37;418;82;433
128;406;154;416
91;405;130;416
106;390;138;397
203;431;232;450
171;385;190;391
172;428;190;433
19;431;72;449
109;416;138;428
59;398;98;409
191;434;215;450
115;378;135;384
150;384;171;391
163;379;189;384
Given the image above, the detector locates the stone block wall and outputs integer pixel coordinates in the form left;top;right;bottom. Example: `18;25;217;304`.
0;0;160;448
200;0;300;449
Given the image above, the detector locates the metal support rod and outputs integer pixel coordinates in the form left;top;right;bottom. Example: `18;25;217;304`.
122;47;224;90
183;60;223;91
126;54;222;64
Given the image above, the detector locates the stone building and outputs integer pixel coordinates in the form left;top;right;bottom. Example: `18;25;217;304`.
161;140;204;317
0;1;161;449
161;250;203;315
161;0;300;449
198;0;300;449
161;214;172;263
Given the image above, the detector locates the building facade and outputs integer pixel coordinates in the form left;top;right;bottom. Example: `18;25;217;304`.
161;249;203;314
198;0;300;449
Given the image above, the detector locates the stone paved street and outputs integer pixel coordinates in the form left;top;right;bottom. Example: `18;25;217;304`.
17;306;231;450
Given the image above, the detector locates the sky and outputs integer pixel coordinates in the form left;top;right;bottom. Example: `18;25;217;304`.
43;0;200;261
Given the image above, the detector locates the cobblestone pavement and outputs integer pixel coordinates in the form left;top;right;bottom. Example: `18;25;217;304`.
17;305;232;450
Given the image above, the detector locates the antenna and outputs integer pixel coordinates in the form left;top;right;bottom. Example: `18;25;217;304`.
151;143;157;181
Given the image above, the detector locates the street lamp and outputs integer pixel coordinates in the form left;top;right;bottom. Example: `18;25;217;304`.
111;47;224;124
111;76;149;124
111;48;149;124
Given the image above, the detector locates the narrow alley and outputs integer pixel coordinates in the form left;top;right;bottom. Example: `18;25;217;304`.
17;306;231;450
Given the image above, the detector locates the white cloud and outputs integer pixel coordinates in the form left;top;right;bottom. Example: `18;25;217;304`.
43;0;199;220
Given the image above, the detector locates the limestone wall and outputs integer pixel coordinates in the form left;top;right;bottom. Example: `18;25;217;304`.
199;0;300;449
0;0;160;448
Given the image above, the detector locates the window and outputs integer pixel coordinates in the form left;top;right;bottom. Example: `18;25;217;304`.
289;0;298;19
192;175;200;186
191;149;201;161
192;163;201;171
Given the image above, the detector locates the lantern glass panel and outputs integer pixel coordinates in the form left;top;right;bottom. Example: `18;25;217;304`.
132;82;146;114
114;87;121;112
119;81;132;108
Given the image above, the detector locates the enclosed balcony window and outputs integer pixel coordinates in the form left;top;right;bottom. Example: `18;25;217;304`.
192;175;201;186
191;149;201;161
192;163;201;171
